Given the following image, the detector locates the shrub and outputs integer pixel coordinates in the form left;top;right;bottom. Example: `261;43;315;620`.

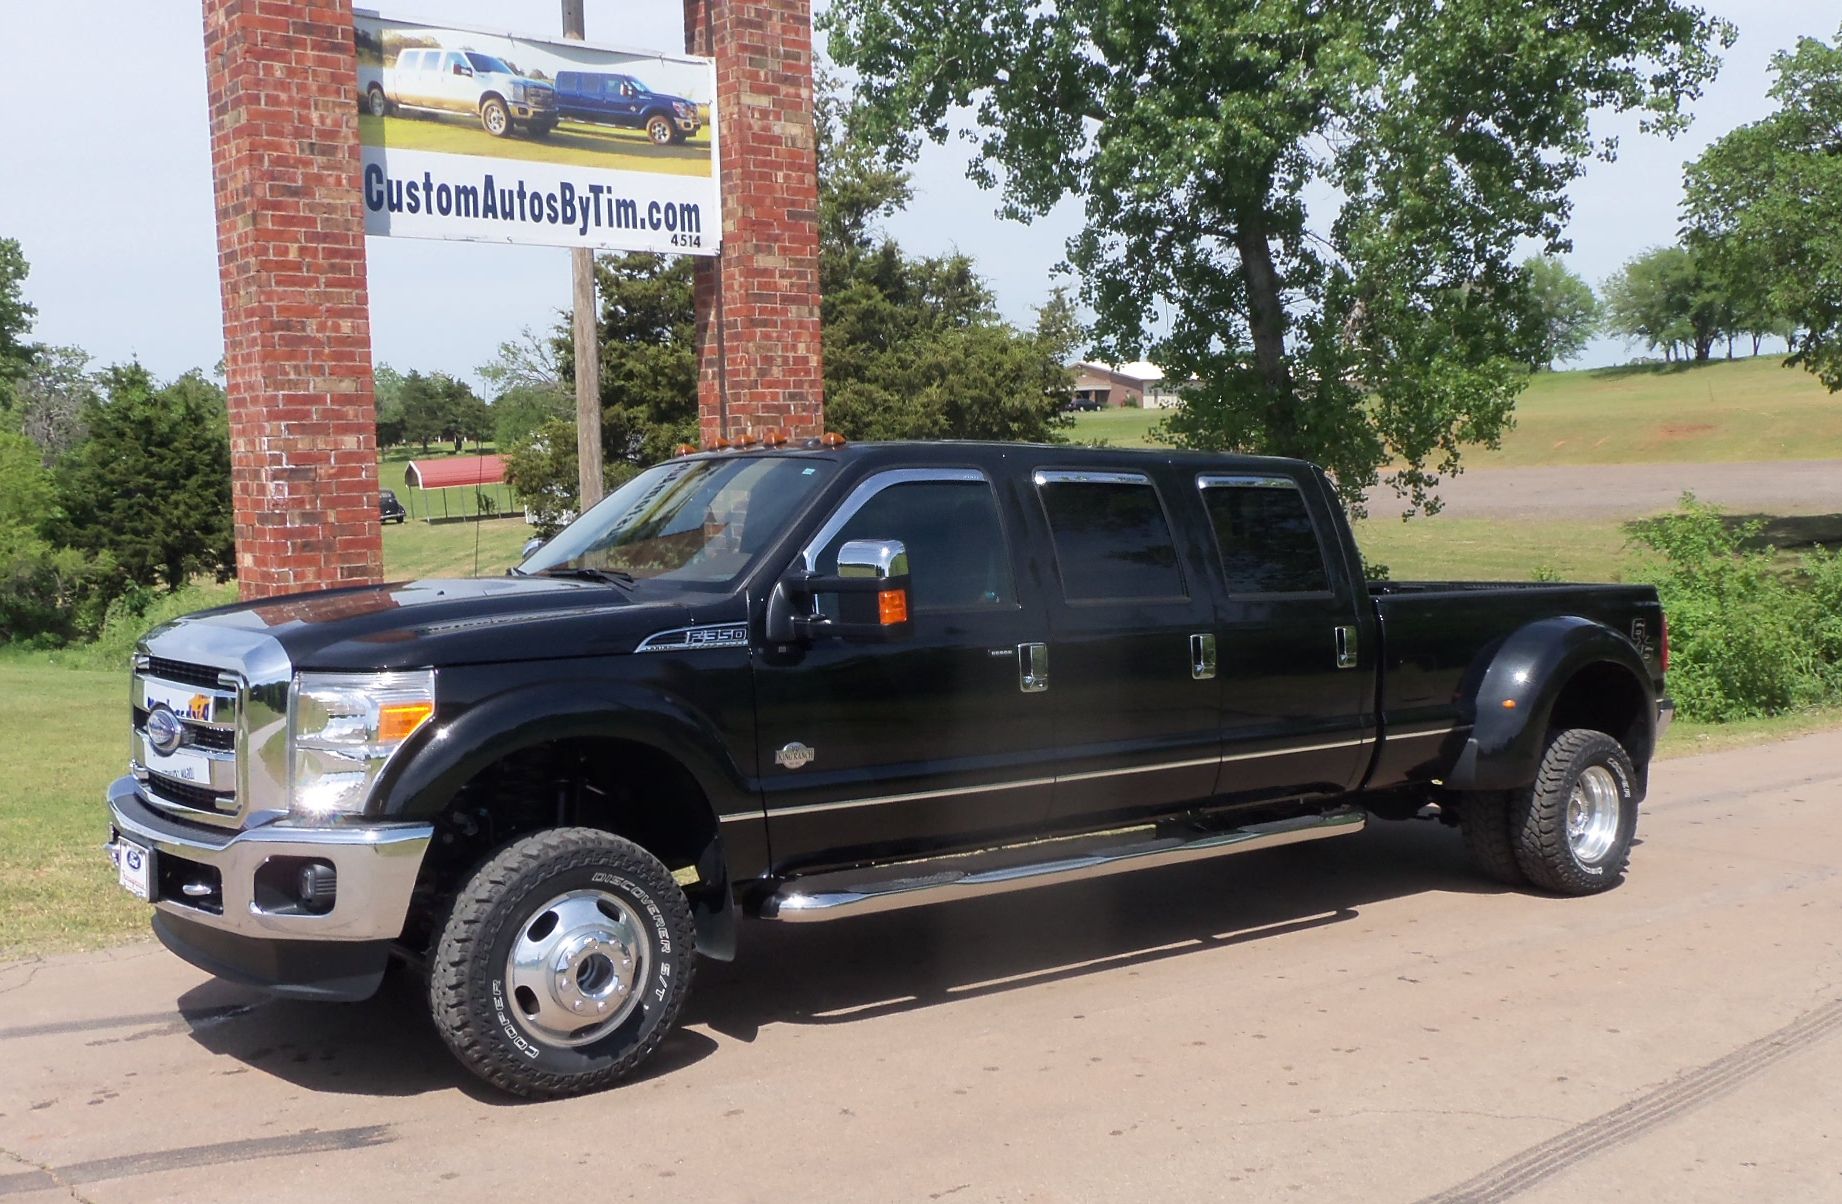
1629;495;1826;721
0;530;127;646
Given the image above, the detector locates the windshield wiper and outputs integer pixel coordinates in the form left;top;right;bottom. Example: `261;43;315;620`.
537;566;637;590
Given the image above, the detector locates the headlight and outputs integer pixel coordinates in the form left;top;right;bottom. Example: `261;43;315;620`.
289;670;434;818
674;101;692;116
511;82;527;101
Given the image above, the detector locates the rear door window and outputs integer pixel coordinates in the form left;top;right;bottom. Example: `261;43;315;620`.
1035;471;1186;602
1198;476;1332;595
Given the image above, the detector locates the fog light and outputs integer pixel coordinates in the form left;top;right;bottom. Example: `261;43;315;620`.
297;860;337;910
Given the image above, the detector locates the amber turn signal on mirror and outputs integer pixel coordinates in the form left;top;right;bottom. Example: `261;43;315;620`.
878;588;909;626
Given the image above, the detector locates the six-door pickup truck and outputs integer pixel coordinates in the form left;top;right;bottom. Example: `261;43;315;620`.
104;439;1671;1098
362;48;556;138
551;70;702;145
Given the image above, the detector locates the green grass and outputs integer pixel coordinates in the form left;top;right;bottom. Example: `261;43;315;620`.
1661;704;1842;760
360;112;712;175
1353;515;1636;583
0;656;148;957
1065;406;1170;448
1065;358;1842;467
383;516;532;579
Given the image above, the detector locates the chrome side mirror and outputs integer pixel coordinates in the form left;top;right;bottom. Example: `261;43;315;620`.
765;538;912;644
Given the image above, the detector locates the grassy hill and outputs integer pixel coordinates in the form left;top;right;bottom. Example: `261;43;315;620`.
1068;357;1842;466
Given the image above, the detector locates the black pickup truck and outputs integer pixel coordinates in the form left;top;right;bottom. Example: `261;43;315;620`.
105;440;1670;1097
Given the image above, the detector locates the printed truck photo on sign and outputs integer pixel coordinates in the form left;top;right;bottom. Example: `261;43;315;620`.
354;10;719;255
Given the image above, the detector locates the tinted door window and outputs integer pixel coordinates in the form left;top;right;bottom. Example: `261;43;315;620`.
1036;474;1185;601
1201;481;1331;595
816;480;1014;612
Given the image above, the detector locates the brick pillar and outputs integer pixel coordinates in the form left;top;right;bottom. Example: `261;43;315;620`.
685;0;825;443
204;0;382;599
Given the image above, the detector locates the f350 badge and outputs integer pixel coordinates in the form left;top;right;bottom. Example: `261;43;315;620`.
775;742;816;770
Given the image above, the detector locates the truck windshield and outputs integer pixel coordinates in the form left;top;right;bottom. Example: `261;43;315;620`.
520;456;833;587
465;53;514;74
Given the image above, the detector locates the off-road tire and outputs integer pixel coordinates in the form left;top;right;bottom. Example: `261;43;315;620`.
429;828;696;1099
1458;790;1526;886
646;114;674;145
1510;728;1638;895
366;84;390;117
480;97;511;137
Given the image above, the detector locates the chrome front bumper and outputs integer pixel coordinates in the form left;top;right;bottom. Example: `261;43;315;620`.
106;775;430;943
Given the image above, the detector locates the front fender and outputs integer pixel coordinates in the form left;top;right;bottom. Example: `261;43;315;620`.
373;676;747;960
1444;616;1655;793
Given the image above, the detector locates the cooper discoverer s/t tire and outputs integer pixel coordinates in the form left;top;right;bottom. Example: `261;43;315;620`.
1510;728;1638;895
429;828;696;1099
1458;790;1526;886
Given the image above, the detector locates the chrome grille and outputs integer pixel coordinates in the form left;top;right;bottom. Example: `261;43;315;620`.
131;655;243;829
142;656;227;690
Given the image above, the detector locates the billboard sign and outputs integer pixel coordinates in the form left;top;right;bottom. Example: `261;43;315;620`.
353;10;719;255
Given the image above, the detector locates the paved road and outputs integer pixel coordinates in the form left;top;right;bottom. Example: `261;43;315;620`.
4;732;1841;1203
1368;459;1842;520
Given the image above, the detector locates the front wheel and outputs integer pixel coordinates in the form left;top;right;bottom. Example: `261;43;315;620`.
429;828;696;1098
366;84;390;117
646;114;674;145
525;117;556;139
480;97;511;137
1510;729;1639;895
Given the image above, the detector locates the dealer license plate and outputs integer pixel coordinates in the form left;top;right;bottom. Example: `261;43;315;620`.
114;839;152;901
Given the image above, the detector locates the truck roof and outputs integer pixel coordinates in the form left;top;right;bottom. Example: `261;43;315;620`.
678;439;1321;477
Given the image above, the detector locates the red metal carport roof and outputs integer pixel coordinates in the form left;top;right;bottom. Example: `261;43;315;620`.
403;455;505;489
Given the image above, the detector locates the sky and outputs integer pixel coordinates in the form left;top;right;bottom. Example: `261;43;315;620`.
2;1;1836;388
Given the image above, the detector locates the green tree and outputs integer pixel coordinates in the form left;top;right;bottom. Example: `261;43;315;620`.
816;75;1077;443
397;370;489;453
373;362;407;448
10;344;95;463
825;1;1732;513
0;238;39;407
1683;25;1842;387
555;253;700;467
50;364;234;591
1603;245;1730;363
1520;257;1599;370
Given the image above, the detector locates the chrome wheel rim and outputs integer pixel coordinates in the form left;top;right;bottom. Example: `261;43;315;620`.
504;889;648;1048
1567;765;1622;864
485;106;507;134
650;121;670;144
368;88;386;116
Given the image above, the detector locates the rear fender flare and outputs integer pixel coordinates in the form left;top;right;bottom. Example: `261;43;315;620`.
1445;617;1655;793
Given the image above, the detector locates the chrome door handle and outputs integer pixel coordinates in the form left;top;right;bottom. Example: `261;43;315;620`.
1018;642;1049;693
1190;632;1217;680
1335;625;1359;669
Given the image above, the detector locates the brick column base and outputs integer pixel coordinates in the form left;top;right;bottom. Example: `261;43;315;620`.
685;0;825;443
204;0;383;599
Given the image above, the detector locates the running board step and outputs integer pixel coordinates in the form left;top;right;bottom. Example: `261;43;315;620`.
751;807;1366;922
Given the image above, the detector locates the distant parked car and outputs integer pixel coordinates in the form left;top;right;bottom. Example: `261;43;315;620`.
379;489;407;524
1065;395;1106;412
363;48;556;138
552;70;701;145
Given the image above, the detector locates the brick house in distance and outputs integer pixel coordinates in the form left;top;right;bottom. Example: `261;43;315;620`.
1069;361;1185;409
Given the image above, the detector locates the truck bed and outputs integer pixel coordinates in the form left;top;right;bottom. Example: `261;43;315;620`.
1366;579;1664;785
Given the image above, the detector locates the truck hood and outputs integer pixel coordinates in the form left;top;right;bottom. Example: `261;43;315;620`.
168;576;719;672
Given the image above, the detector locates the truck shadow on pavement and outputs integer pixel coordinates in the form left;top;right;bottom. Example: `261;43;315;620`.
175;819;1504;1101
